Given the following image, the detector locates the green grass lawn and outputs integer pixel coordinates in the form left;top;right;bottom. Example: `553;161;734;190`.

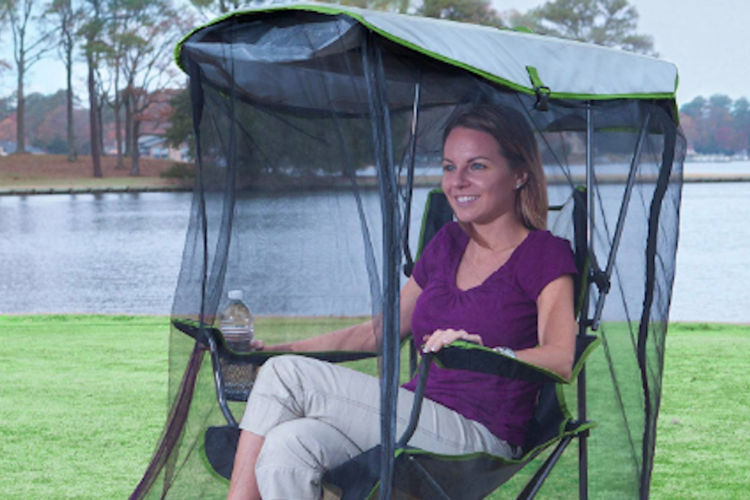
0;315;747;499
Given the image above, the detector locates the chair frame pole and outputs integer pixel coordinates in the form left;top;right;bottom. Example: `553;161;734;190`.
516;437;574;500
579;102;596;500
205;331;239;427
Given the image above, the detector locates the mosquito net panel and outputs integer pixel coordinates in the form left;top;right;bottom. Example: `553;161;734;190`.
131;8;684;500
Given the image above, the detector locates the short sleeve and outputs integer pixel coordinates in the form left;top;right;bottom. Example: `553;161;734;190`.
516;232;578;301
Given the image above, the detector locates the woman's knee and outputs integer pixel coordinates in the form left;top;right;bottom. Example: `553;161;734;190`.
256;419;356;500
254;355;305;391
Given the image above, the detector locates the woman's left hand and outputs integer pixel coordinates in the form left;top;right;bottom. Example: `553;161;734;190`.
422;329;482;353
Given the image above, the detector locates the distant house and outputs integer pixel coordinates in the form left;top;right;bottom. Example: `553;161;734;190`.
0;141;45;155
138;134;189;162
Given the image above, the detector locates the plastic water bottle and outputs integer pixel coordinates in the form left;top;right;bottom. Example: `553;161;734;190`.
219;290;254;351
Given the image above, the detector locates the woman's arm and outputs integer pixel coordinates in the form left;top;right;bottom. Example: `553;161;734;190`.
514;274;577;380
264;277;423;353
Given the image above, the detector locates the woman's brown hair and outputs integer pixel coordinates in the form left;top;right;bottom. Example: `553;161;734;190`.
443;104;548;237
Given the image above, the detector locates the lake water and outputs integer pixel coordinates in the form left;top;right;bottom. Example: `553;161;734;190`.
1;165;748;323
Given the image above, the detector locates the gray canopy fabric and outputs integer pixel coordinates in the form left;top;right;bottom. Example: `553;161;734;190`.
176;3;678;101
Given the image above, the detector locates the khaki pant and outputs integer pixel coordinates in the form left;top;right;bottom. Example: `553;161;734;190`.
240;355;517;500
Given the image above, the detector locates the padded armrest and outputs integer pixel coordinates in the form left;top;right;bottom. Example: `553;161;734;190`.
433;341;567;384
171;318;376;364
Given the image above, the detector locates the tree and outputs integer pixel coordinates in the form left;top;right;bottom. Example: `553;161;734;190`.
47;0;83;162
164;85;193;158
679;94;750;156
732;97;750;154
189;0;409;19
679;95;706;120
100;0;134;170
81;0;104;177
1;0;57;154
509;0;655;55
419;0;504;26
116;0;190;176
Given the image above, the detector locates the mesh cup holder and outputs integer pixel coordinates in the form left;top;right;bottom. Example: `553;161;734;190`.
218;351;259;402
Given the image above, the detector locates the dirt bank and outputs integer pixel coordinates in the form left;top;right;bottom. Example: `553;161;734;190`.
0;154;190;191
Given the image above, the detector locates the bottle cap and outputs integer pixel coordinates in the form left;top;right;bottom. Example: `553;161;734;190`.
228;290;244;301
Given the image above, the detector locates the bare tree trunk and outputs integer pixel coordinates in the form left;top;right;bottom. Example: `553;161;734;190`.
97;98;105;156
114;64;124;168
15;58;26;154
114;97;124;168
88;57;103;178
124;91;132;156
129;97;140;176
66;38;77;162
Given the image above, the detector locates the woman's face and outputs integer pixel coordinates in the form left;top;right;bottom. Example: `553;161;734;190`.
441;126;526;226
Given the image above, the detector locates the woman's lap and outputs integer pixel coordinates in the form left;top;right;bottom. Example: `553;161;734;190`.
240;355;515;499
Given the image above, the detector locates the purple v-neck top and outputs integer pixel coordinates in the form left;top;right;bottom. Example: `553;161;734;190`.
402;222;577;446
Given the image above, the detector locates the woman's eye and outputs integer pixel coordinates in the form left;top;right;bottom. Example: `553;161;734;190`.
470;163;486;171
442;164;456;172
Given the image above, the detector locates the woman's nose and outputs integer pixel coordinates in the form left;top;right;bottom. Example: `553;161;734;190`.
452;168;470;188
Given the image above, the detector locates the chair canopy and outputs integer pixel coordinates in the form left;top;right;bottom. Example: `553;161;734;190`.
131;4;685;500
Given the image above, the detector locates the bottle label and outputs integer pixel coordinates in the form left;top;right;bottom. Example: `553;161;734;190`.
220;324;254;341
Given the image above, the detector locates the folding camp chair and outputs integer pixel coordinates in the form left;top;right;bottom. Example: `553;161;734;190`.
185;186;601;500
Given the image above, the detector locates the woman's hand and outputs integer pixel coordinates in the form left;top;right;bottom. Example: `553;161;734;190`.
422;329;482;353
249;338;265;351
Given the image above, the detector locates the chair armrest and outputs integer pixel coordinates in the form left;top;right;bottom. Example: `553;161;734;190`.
171;318;377;364
432;341;569;384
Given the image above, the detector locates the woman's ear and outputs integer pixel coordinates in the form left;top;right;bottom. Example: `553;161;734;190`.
515;172;529;190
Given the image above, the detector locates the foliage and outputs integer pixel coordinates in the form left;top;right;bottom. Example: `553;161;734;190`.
0;90;90;153
418;0;503;26
164;86;193;155
680;94;750;156
506;0;656;55
160;161;195;180
188;0;410;18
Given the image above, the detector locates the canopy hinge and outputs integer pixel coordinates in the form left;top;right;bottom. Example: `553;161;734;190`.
526;66;551;111
590;269;611;295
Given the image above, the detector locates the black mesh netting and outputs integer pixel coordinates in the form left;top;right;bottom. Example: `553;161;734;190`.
130;8;684;500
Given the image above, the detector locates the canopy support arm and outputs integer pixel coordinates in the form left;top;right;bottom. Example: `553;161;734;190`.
363;31;401;500
401;74;422;279
591;109;652;330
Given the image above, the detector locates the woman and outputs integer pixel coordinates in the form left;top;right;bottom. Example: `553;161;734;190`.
227;104;578;500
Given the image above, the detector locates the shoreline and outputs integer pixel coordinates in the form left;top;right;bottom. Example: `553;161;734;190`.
2;172;748;196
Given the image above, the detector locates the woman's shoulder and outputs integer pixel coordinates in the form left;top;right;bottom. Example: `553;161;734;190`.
525;230;575;254
513;230;578;299
426;221;466;250
516;230;577;272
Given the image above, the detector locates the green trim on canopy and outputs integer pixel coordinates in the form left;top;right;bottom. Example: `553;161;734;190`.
174;3;679;102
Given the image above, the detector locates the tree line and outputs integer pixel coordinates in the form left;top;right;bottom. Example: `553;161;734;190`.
680;95;750;157
0;0;192;177
1;0;657;178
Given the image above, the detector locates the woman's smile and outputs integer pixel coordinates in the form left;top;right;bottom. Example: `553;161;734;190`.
441;127;524;226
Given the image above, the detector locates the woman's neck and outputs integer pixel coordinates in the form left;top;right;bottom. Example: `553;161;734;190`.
469;216;530;252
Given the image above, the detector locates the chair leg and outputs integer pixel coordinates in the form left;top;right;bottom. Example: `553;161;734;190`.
515;437;573;500
205;332;239;427
579;431;588;500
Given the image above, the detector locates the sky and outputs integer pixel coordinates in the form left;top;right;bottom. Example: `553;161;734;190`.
1;0;748;106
